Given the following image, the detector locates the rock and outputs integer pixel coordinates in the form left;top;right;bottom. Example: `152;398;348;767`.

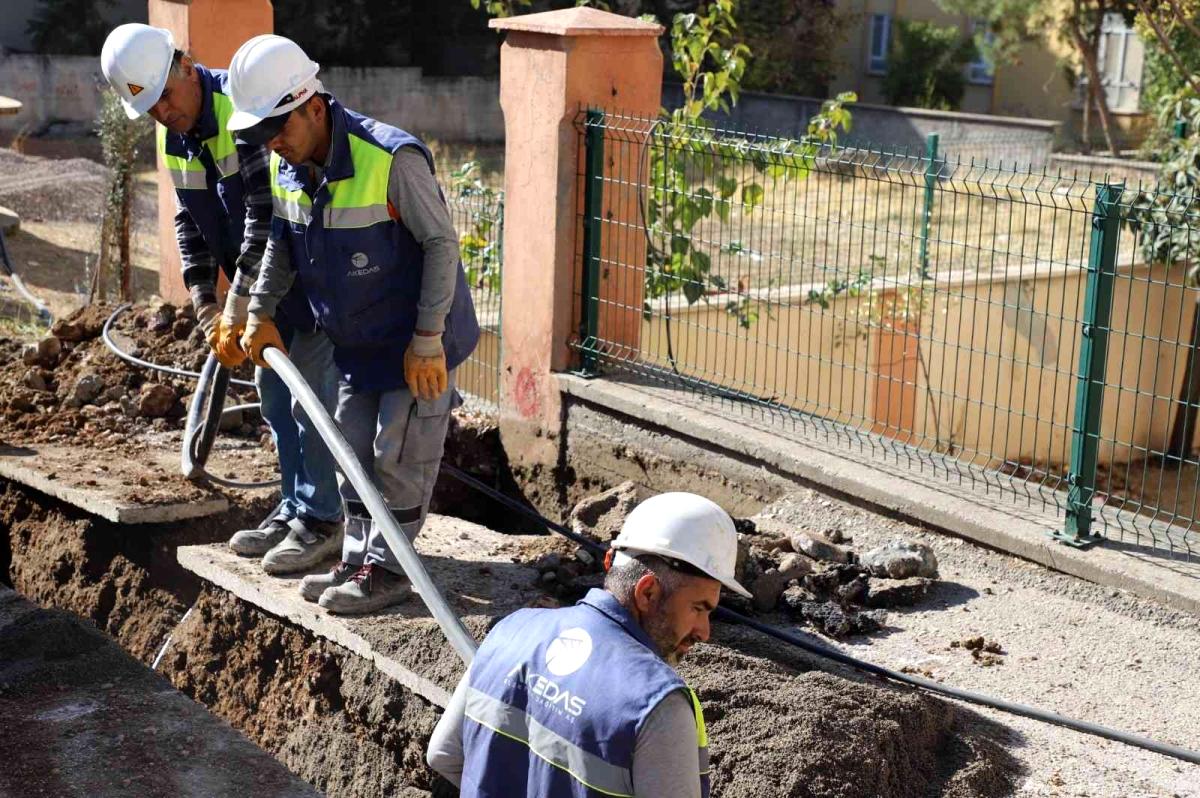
171;317;194;340
867;577;933;609
8;392;37;414
836;575;870;605
574;547;596;567
569;481;651;543
861;539;939;579
119;396;139;418
781;592;887;637
150;304;176;333
791;531;853;564
218;407;243;432
21;370;47;392
51;307;106;342
138;383;177;418
750;553;815;612
70;373;104;405
21;336;61;368
99;384;126;404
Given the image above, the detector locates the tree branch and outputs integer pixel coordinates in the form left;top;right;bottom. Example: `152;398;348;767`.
1164;0;1200;42
1136;0;1200;96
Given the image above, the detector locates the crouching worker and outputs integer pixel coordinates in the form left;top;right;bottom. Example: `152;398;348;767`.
224;35;479;615
100;24;343;573
426;492;751;797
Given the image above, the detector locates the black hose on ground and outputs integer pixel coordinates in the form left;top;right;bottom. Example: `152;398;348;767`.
437;462;1200;768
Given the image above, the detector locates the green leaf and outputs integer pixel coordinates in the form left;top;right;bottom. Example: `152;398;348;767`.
742;183;765;209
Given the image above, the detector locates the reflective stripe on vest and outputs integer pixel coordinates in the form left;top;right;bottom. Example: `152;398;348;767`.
269;154;312;224
269;137;392;231
689;687;711;782
158;92;240;190
465;687;636;798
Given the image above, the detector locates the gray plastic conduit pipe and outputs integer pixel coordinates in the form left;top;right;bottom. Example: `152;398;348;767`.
261;346;478;664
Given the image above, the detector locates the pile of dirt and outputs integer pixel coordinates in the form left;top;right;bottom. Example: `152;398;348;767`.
0;480;274;662
0;302;261;452
681;630;1020;798
0;148;155;229
163;587;442;798
531;481;943;638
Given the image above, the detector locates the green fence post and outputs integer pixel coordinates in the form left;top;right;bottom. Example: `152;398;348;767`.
577;108;605;377
1058;181;1123;547
918;132;939;279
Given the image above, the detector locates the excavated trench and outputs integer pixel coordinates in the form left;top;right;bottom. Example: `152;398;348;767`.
0;410;1023;797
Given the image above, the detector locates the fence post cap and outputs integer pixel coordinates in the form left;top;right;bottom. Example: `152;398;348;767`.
489;7;663;37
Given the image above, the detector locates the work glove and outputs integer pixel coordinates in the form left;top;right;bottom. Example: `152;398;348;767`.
404;331;448;402
194;301;220;339
209;291;250;367
240;313;286;369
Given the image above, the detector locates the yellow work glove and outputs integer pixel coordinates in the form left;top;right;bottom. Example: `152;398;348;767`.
404;331;447;401
210;291;250;367
209;316;247;368
195;301;220;338
240;313;286;368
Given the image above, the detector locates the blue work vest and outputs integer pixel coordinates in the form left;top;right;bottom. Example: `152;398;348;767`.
269;99;479;392
158;65;313;333
461;589;711;798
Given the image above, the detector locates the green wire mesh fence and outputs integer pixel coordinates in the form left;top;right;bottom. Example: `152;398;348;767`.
446;188;503;407
572;108;1200;559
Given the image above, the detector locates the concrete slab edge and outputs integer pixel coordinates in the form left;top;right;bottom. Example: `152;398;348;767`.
0;459;228;524
176;546;452;708
557;374;1200;616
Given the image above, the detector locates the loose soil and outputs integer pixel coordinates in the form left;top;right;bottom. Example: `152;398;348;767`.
0;478;275;663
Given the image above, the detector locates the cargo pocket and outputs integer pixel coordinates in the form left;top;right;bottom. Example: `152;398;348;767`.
401;387;463;466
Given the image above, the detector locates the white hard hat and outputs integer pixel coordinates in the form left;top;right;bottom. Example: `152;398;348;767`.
226;34;322;143
612;492;751;598
100;23;176;119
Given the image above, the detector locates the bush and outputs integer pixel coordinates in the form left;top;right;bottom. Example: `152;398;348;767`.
880;19;977;110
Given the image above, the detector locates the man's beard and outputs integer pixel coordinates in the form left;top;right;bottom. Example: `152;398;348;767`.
642;599;694;666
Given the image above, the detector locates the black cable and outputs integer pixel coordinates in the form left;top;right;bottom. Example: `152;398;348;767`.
437;462;1200;767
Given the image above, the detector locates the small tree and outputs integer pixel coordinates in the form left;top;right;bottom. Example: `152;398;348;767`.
881;20;977;110
91;89;150;304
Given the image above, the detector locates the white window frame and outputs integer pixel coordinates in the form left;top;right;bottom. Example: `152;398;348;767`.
967;20;995;85
867;13;891;76
1076;13;1144;113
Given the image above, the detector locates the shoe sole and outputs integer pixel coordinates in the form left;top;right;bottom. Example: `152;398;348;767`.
318;588;412;615
261;534;344;575
229;539;281;557
298;578;348;603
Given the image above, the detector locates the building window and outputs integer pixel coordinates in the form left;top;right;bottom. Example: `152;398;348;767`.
867;14;890;75
967;20;995;85
1076;13;1145;113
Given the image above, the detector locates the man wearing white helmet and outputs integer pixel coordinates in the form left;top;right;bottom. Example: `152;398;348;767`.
427;492;749;797
224;35;479;614
100;24;344;571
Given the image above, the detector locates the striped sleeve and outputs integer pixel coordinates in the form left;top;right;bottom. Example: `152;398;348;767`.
174;194;218;309
230;141;273;297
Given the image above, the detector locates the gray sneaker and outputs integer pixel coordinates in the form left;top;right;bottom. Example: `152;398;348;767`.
261;517;344;575
318;564;412;615
299;561;358;602
228;512;292;556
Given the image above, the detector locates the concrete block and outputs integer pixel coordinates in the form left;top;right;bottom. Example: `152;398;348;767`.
0;442;227;524
177;514;546;706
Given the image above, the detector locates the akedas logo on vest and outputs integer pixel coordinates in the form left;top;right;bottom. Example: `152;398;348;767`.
348;252;380;277
504;628;593;720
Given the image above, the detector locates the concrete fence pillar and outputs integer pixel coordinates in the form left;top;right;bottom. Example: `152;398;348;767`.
490;7;662;473
148;0;273;304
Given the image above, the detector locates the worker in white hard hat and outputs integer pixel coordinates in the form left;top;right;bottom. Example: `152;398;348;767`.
224;35;479;615
100;24;345;571
427;492;748;798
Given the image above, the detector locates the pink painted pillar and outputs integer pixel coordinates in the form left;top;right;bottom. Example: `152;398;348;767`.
148;0;273;305
490;8;663;471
